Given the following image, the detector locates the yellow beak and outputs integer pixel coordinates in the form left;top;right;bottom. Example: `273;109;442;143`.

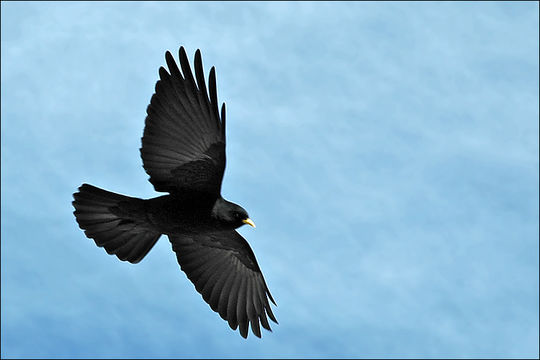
242;218;256;228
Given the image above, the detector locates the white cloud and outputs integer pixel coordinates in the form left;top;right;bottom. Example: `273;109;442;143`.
2;1;538;358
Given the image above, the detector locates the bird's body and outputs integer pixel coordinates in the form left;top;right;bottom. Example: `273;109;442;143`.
146;194;219;233
72;46;276;339
109;192;245;234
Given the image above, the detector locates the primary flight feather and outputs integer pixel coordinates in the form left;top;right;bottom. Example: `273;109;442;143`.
72;46;277;339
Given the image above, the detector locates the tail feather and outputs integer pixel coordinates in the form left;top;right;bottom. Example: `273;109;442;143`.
73;183;161;264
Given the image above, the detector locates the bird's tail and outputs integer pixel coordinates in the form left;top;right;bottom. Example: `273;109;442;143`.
72;183;161;264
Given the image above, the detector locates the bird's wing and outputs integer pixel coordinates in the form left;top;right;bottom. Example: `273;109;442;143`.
141;46;227;196
168;231;277;338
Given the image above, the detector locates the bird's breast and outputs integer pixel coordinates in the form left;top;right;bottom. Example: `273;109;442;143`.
143;194;219;234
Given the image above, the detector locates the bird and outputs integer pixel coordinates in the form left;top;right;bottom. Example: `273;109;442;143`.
72;46;277;339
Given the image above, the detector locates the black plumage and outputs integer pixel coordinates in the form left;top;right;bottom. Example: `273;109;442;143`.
72;46;277;338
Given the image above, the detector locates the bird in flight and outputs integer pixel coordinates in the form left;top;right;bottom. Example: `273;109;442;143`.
72;46;277;338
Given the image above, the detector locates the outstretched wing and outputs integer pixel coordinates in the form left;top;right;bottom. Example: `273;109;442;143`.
168;231;278;338
141;46;227;196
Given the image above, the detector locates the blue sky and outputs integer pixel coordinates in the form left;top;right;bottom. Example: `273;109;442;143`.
1;1;538;358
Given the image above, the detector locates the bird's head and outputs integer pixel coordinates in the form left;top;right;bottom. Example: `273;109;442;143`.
212;198;256;230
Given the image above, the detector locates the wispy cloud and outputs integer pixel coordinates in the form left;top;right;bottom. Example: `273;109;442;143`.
2;1;538;358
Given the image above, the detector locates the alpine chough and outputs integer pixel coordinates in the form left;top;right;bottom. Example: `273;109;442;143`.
72;46;277;339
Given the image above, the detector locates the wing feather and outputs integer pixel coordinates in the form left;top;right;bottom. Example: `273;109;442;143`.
209;68;221;123
168;231;277;338
236;276;249;338
194;50;213;125
141;47;226;196
217;266;238;320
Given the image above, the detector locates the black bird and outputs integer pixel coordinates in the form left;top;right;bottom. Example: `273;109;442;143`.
72;46;277;339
